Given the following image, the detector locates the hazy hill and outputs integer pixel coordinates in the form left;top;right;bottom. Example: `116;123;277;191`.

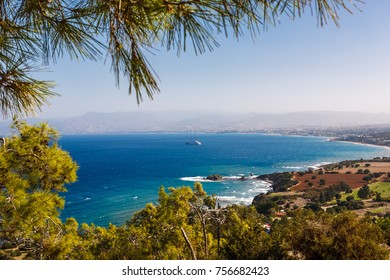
2;111;390;134
229;111;390;129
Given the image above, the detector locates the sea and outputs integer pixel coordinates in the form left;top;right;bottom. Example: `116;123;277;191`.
58;133;390;226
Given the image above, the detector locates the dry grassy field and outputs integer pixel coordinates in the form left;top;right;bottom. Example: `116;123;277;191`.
265;160;390;217
292;161;390;191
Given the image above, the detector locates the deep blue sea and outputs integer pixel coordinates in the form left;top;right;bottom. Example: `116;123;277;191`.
58;133;390;226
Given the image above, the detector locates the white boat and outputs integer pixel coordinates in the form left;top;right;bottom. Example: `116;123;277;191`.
185;139;202;145
185;131;202;145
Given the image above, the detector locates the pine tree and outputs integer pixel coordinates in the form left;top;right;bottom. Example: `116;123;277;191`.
0;120;78;259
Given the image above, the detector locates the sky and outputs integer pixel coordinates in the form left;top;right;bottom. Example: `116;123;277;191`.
37;0;390;118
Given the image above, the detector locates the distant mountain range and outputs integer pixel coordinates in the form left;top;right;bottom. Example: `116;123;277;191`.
2;111;390;134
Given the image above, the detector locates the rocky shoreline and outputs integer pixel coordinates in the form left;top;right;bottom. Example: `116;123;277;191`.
250;157;390;217
205;173;262;181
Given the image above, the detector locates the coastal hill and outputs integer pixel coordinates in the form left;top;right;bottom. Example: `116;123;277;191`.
252;158;390;217
2;110;390;134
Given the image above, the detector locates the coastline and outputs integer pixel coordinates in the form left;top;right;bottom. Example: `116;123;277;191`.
251;156;390;219
333;139;390;151
59;133;390;226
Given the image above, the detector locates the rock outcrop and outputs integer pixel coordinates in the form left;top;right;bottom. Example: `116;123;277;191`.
206;174;223;181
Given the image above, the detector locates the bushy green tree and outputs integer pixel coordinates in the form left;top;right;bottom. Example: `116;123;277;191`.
271;209;388;259
357;185;371;199
115;183;219;260
375;217;390;246
220;204;270;259
0;120;78;259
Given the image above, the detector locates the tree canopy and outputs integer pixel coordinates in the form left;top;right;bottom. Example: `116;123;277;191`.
0;120;78;259
0;0;361;118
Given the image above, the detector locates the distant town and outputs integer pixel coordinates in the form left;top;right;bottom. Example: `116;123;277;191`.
246;125;390;148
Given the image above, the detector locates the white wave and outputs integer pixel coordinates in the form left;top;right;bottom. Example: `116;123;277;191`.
282;166;305;169
83;197;91;201
239;197;255;204
180;176;215;182
225;174;261;180
218;196;236;201
283;162;335;171
251;180;272;186
223;175;243;180
180;174;263;183
247;181;273;195
248;187;270;193
132;196;138;199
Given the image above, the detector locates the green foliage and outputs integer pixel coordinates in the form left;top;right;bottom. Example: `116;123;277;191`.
115;182;220;260
302;181;351;204
272;210;388;260
357;185;371;199
5;120;77;191
304;202;323;212
252;193;292;215
363;175;372;183
370;182;390;201
219;205;270;259
337;198;364;211
322;182;349;202
0;120;78;259
257;172;297;192
0;59;56;117
253;196;278;215
376;217;390;246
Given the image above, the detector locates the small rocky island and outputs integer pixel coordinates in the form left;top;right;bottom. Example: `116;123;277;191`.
205;173;258;181
205;174;223;181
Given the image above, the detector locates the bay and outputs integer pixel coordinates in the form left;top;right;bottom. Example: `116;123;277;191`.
58;133;390;226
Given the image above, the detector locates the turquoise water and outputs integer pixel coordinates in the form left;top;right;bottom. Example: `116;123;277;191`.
58;133;390;226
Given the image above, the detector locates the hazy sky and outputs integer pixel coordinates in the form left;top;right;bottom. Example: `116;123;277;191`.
38;1;390;118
